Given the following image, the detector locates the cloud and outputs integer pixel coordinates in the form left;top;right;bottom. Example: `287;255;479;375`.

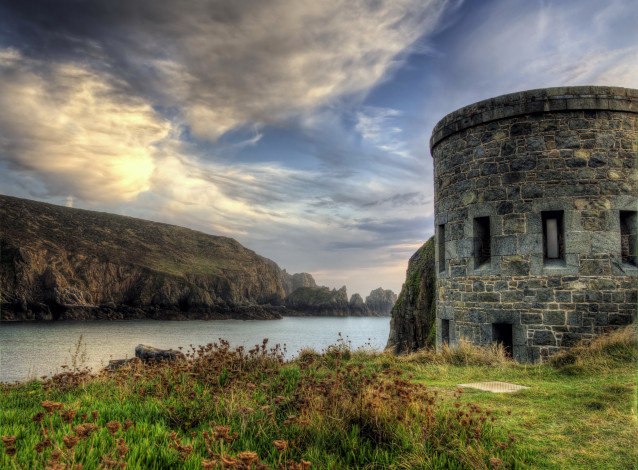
1;0;454;142
155;0;452;140
0;51;170;203
0;44;435;285
0;0;447;264
356;107;410;158
440;0;638;99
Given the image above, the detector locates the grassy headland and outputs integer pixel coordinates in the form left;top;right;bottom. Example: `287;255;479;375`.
0;194;288;320
1;327;636;469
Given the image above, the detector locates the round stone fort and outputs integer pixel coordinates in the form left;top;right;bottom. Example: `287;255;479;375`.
430;86;637;363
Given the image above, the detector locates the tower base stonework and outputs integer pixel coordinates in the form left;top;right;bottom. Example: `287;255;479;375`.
430;86;637;363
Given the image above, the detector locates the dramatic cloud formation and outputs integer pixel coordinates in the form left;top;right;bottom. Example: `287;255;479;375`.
0;0;451;140
0;51;169;202
0;0;636;295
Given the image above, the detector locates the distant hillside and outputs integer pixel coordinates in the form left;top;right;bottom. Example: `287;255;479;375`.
0;195;293;320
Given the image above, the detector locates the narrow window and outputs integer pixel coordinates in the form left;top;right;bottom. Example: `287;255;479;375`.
474;216;491;268
542;211;564;262
441;319;450;346
438;224;446;273
620;211;637;266
492;323;513;357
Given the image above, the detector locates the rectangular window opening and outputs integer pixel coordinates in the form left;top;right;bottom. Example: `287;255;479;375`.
473;216;491;268
441;319;450;347
492;323;513;358
438;224;446;273
620;211;637;266
542;211;564;263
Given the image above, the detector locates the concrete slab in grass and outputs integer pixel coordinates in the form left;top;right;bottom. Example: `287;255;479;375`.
457;381;529;393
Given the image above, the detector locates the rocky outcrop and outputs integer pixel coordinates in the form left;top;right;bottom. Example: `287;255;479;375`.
135;344;185;363
284;286;351;316
0;195;289;321
283;285;392;317
280;271;317;296
107;344;184;369
386;237;436;354
365;288;397;316
349;293;370;316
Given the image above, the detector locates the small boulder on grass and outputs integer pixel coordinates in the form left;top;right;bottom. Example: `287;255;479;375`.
135;344;185;363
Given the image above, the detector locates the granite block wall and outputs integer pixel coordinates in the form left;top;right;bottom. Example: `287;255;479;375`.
430;86;637;363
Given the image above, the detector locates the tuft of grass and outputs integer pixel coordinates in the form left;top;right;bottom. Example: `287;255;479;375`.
549;325;637;372
401;339;515;368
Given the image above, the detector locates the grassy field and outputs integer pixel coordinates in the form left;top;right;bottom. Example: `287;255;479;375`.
1;327;636;469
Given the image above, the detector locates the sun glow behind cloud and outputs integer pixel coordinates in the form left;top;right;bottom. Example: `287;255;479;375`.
0;53;167;202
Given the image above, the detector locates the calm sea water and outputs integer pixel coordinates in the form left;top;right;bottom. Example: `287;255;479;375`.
0;317;390;383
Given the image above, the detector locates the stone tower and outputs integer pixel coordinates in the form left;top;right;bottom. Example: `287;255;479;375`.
430;86;637;363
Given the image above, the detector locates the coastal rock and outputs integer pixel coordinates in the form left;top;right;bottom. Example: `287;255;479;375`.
349;293;371;316
0;195;289;321
365;288;397;316
280;271;317;296
135;344;185;363
284;284;397;317
284;286;352;316
386;237;436;353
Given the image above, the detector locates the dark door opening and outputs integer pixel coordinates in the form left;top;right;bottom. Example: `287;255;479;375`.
492;323;513;357
441;319;450;346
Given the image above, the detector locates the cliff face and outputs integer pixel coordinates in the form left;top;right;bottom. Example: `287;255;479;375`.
349;293;370;316
365;288;397;316
281;271;317;296
386;237;436;353
284;286;351;316
0;195;289;321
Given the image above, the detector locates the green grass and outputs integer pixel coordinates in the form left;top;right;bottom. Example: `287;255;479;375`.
0;194;265;279
1;327;636;469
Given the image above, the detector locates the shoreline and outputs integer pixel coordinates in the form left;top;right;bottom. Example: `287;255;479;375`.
0;305;391;322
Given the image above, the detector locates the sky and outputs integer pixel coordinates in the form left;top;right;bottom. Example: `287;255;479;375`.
1;0;637;297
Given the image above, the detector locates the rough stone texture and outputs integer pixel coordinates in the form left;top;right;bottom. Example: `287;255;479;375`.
386;237;436;353
135;344;185;363
431;86;637;363
281;271;317;296
365;287;398;316
349;293;371;316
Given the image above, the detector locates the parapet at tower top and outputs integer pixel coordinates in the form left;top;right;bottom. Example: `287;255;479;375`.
430;86;638;154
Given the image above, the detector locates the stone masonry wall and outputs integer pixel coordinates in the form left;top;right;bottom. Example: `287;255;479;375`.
430;86;637;363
